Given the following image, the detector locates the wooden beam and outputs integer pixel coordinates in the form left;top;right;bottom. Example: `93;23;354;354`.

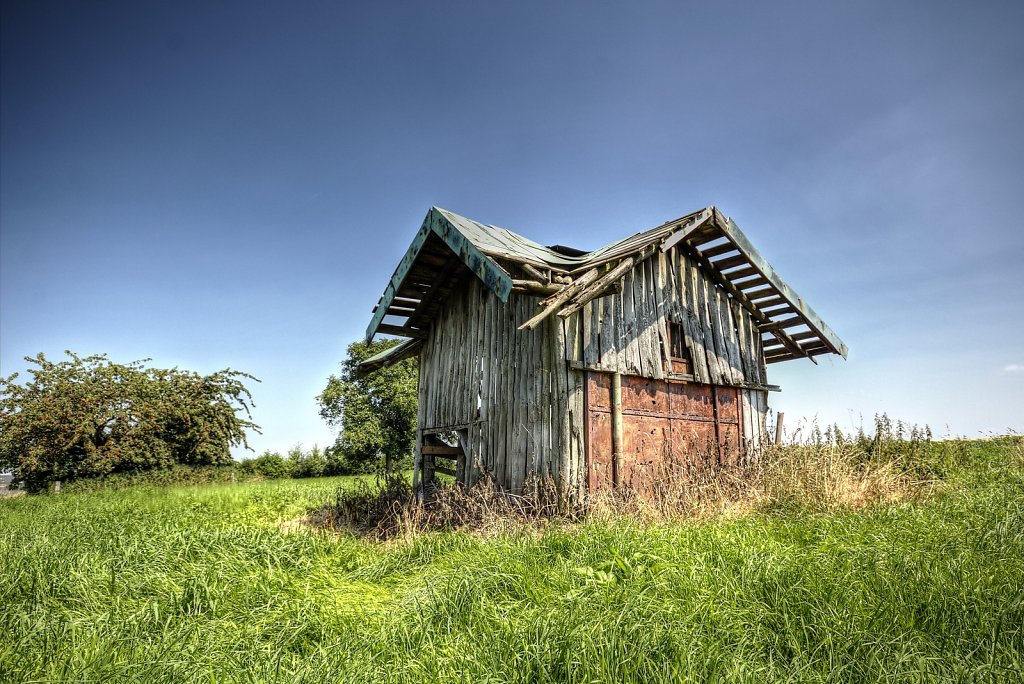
724;265;759;281
511;279;561;295
697;241;738;259
660;208;713;253
354;338;424;378
519;267;601;330
751;296;786;309
710;253;749;271
732;276;769;290
556;246;656;319
743;286;779;301
757;316;804;332
680;241;810;362
521;263;548;282
422;445;462;456
376;323;426;338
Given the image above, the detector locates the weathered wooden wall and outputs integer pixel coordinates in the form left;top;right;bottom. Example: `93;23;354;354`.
564;247;769;458
416;246;769;496
416;281;585;495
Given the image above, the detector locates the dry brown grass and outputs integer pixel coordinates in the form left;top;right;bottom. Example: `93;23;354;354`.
323;417;950;539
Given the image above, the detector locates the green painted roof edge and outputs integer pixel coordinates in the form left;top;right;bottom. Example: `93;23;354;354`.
364;208;513;342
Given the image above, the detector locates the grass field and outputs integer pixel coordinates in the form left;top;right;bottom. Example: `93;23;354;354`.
1;438;1022;683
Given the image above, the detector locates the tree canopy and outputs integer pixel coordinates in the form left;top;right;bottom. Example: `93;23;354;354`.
317;340;417;472
0;352;259;492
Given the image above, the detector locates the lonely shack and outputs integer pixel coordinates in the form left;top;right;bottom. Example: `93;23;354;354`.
358;206;847;497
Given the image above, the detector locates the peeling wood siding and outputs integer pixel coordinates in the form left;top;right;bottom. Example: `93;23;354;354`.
564;248;769;453
417;280;584;495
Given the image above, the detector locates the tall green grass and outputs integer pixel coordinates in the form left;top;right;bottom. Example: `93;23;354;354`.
1;439;1021;683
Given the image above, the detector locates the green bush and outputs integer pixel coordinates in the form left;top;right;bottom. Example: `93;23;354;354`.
239;450;294;479
0;351;259;492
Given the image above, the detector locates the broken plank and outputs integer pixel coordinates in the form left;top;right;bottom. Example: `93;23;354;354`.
519;268;600;330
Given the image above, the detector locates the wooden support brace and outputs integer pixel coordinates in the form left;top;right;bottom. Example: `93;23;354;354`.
511;279;561;295
521;263;548;282
556;247;654;319
661;208;714;253
518;267;601;330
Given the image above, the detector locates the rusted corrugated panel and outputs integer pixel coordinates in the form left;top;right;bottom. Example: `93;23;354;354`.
586;371;746;495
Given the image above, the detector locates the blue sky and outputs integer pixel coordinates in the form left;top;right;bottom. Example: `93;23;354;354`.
2;0;1022;455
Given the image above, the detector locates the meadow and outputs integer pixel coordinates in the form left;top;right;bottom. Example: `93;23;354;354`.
1;437;1022;683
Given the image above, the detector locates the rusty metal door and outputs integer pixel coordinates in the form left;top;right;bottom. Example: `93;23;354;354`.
585;372;742;493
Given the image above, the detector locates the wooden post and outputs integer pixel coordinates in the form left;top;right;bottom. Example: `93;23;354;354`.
456;431;468;488
775;412;785;445
611;372;623;488
412;430;424;499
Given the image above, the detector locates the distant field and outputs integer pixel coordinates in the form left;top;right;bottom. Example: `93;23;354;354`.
1;439;1022;683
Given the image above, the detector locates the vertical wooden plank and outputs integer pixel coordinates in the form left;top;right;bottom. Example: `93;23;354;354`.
633;257;651;378
645;256;663;379
424;324;436;427
668;247;683;321
506;295;519;490
638;259;656;377
538;317;548;482
681;254;709;384
740;389;753;462
472;293;488;483
570;369;585;497
527;299;540;489
475;283;486;426
537;313;547;482
742;302;760;385
704;278;728;385
459;288;469;423
559;322;569;485
509;295;521;490
621;269;642;375
494;297;508;487
718;287;745;385
555;318;569;487
455;287;466;424
654;251;672;375
691;259;719;384
564;309;578;364
598;296;615;372
734;299;753;384
632;260;649;377
710;281;732;385
583;301;597;368
513;295;529;493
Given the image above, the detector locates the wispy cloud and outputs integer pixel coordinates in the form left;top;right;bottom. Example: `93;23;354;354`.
1004;364;1024;373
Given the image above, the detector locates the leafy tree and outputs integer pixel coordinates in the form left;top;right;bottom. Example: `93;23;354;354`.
0;351;259;492
317;340;417;473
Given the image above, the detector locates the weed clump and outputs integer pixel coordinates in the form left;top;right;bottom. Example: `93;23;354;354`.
323;472;581;540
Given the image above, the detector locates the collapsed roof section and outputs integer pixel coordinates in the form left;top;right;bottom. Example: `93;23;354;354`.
364;206;847;368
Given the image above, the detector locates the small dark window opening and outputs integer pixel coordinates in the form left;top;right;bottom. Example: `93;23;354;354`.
666;322;692;375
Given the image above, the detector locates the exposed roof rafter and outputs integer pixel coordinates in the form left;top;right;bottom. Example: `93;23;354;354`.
361;205;848;367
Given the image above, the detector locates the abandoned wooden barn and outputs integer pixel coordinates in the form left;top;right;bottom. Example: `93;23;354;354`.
358;206;847;497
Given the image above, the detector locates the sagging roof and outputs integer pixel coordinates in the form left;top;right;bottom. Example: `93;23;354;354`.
364;206;847;368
